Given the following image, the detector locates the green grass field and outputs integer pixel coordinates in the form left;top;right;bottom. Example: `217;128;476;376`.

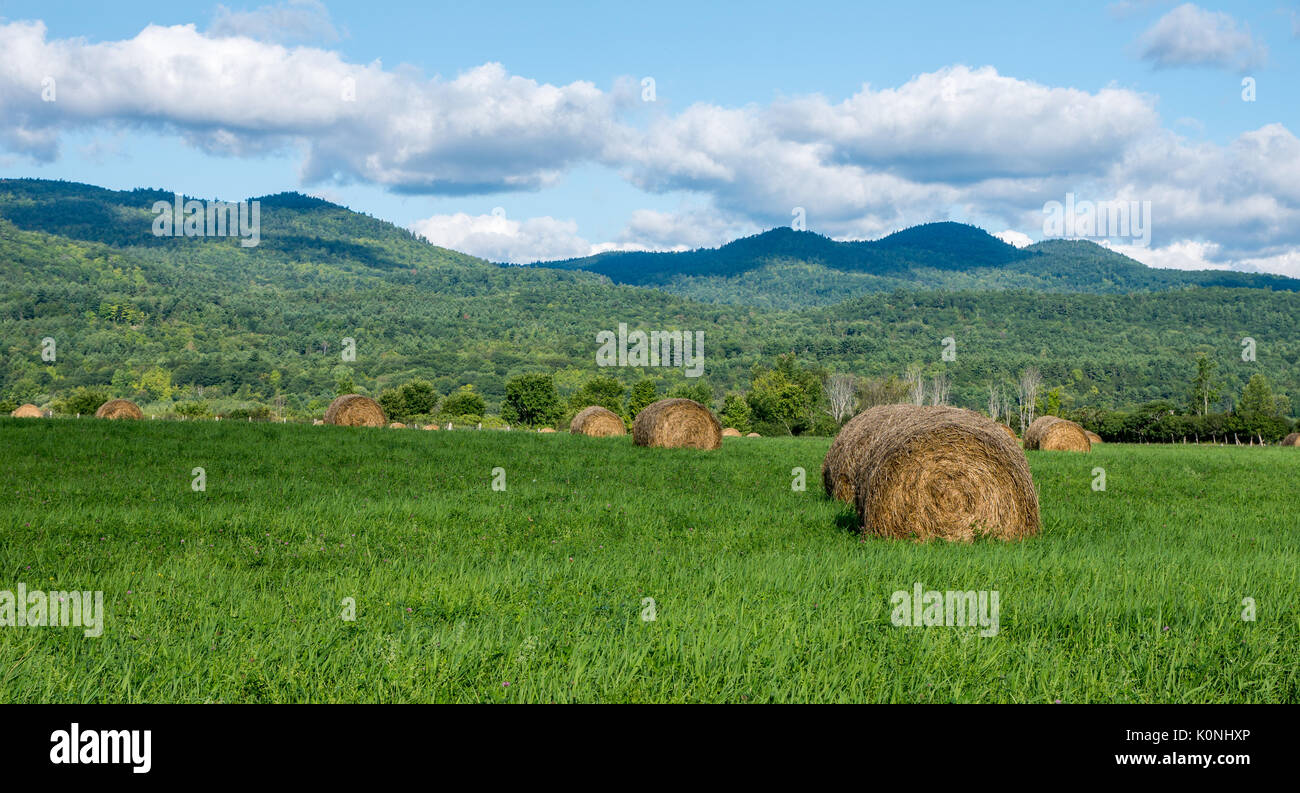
1;417;1296;703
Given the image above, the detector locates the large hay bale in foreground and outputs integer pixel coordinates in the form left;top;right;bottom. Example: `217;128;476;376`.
823;404;973;503
324;394;386;427
1282;432;1300;446
854;408;1040;543
95;399;143;420
10;403;43;418
632;398;721;450
721;427;742;437
570;406;626;437
1084;430;1102;445
1023;415;1091;452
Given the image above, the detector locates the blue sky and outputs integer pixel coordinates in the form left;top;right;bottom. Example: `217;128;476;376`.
1;0;1298;273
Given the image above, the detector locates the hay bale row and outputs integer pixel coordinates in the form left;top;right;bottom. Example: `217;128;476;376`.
95;399;143;420
851;406;1040;543
632;398;721;450
10;403;43;418
324;394;386;427
1023;415;1091;452
570;405;626;437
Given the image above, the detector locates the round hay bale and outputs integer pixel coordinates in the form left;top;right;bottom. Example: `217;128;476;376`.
721;427;742;437
1281;432;1300;446
745;432;761;437
388;421;406;429
1084;430;1102;445
1023;415;1091;452
422;424;439;431
538;427;557;433
570;406;627;437
823;404;956;503
854;407;1040;543
996;422;1017;441
10;403;43;418
94;399;143;420
324;394;386;427
632;398;721;450
312;419;325;425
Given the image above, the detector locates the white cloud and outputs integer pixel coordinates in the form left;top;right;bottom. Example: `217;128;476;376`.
994;230;1033;248
1136;4;1267;70
410;211;594;263
0;21;620;192
209;0;341;45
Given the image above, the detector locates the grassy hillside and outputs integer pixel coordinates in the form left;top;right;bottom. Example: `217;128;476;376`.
538;223;1300;306
2;178;1298;419
2;418;1296;702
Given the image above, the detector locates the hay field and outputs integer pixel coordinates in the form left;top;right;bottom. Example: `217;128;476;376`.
0;417;1296;703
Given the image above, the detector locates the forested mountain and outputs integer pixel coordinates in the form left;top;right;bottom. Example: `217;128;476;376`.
537;223;1300;307
1;178;1297;422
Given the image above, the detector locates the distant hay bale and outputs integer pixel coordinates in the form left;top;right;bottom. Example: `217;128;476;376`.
721;427;742;437
632;398;721;450
1282;432;1300;446
538;427;557;433
312;419;324;425
94;399;143;420
853;407;1041;543
570;406;627;437
1085;430;1103;445
422;424;439;431
996;422;1017;441
10;403;43;418
746;432;761;437
823;404;945;503
388;422;406;429
324;394;386;427
1023;415;1091;452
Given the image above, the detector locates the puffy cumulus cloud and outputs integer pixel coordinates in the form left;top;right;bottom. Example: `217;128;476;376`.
410;211;593;263
209;0;341;45
1114;240;1300;278
994;230;1034;248
605;208;760;252
1136;4;1267;71
0;21;620;191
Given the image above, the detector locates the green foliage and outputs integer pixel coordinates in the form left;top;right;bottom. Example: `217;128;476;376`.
378;380;440;421
1188;353;1222;415
500;374;561;427
719;393;753;433
568;376;626;419
746;354;825;435
441;385;486;419
174;401;212;419
667;381;714;408
1236;374;1281;419
627;379;658;418
55;387;108;416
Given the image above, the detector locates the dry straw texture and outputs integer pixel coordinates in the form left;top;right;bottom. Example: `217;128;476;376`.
538;427;557;433
721;427;742;437
996;423;1018;441
10;403;43;418
388;422;406;429
422;424;439;431
1084;430;1103;444
853;406;1041;543
746;432;761;437
95;399;143;420
1282;433;1300;446
1023;415;1091;452
632;398;721;450
324;394;386;427
823;404;946;503
570;406;627;437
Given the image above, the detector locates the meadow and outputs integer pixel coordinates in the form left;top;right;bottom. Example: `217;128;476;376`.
1;417;1296;703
